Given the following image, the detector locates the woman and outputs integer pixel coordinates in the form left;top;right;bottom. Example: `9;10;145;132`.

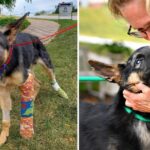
108;0;150;112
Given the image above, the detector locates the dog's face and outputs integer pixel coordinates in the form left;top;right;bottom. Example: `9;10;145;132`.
89;46;150;93
0;12;29;65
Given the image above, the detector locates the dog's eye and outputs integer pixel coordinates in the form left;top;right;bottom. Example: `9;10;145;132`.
135;58;144;65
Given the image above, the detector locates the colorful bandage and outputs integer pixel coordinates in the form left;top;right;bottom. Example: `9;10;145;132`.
19;73;35;139
21;100;34;117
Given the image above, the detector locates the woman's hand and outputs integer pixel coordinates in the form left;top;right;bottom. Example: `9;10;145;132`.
123;83;150;112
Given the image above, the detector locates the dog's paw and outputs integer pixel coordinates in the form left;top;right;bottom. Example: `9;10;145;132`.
57;88;69;99
0;121;10;145
0;131;8;145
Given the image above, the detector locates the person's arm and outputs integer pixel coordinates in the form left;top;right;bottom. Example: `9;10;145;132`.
123;83;150;112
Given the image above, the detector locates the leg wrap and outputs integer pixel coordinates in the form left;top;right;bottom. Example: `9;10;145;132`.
51;80;68;99
19;73;35;139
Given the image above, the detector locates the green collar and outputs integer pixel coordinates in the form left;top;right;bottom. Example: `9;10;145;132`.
124;106;150;122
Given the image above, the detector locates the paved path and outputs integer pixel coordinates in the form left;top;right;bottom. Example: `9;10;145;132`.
31;15;77;20
0;19;60;44
23;19;60;44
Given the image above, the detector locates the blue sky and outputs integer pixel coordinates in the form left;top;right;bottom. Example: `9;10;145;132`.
2;0;77;16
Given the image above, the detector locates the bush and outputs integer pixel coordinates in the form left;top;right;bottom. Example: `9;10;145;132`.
35;10;47;16
100;42;132;56
0;17;30;30
80;42;132;59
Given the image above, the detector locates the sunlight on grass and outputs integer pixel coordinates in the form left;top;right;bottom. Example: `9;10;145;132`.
80;5;149;43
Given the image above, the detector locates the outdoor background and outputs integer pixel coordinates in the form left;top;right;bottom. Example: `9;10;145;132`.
79;0;150;104
0;0;77;149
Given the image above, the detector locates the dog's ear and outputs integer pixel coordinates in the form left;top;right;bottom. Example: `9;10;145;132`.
3;12;30;45
89;60;126;84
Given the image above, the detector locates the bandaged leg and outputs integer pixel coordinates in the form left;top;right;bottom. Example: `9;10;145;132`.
19;73;35;139
37;59;68;99
49;69;68;99
51;79;68;99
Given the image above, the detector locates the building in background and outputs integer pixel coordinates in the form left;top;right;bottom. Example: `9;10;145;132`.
58;2;73;18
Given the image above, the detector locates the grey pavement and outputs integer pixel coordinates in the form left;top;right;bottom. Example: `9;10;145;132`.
31;15;77;20
23;19;60;44
0;19;60;44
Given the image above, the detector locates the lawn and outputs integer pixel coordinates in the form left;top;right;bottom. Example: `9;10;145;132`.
80;5;149;43
0;19;77;150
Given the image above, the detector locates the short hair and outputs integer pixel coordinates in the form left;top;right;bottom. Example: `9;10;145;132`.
108;0;148;17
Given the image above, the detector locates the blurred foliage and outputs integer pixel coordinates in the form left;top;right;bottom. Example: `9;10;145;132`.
101;42;132;55
0;16;30;30
0;0;31;8
80;42;132;58
35;10;48;16
80;5;148;43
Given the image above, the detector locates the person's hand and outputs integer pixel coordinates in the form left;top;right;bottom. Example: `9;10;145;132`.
123;83;150;112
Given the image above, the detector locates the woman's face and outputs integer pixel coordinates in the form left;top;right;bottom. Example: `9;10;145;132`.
120;0;150;40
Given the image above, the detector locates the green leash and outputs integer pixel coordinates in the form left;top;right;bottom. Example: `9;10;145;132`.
124;106;150;122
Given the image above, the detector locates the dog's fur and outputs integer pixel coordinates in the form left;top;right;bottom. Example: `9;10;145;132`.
80;46;150;150
0;13;67;144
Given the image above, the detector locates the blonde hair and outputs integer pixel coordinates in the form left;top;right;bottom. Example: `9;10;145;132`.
108;0;132;17
108;0;148;17
146;0;150;13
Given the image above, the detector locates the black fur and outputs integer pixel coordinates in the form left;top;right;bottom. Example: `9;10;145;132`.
80;46;150;150
0;32;53;82
0;12;54;83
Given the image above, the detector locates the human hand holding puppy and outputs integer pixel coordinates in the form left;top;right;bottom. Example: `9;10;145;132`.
123;83;150;112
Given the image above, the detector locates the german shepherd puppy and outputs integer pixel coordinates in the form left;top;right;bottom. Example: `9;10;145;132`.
80;46;150;150
0;13;68;144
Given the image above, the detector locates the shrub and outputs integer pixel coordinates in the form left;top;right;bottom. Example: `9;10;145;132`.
0;17;30;30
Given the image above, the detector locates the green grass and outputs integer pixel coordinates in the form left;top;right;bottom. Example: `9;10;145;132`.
0;19;77;150
0;16;30;30
80;5;149;43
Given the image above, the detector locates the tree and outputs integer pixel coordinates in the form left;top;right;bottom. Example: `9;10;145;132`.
0;0;31;8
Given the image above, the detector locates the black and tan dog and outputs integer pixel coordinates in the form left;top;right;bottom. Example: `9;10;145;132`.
80;46;150;150
0;13;68;144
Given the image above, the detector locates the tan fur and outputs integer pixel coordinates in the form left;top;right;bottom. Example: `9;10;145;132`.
0;121;10;145
128;72;142;92
128;72;141;84
0;71;24;87
0;86;12;145
32;76;40;100
7;29;17;45
37;58;56;80
0;86;12;110
3;50;8;64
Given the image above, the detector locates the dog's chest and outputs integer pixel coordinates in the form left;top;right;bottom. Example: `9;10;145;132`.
0;71;24;87
133;121;150;150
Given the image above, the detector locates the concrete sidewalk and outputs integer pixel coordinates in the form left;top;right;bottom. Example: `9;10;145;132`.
0;19;60;44
23;19;60;44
